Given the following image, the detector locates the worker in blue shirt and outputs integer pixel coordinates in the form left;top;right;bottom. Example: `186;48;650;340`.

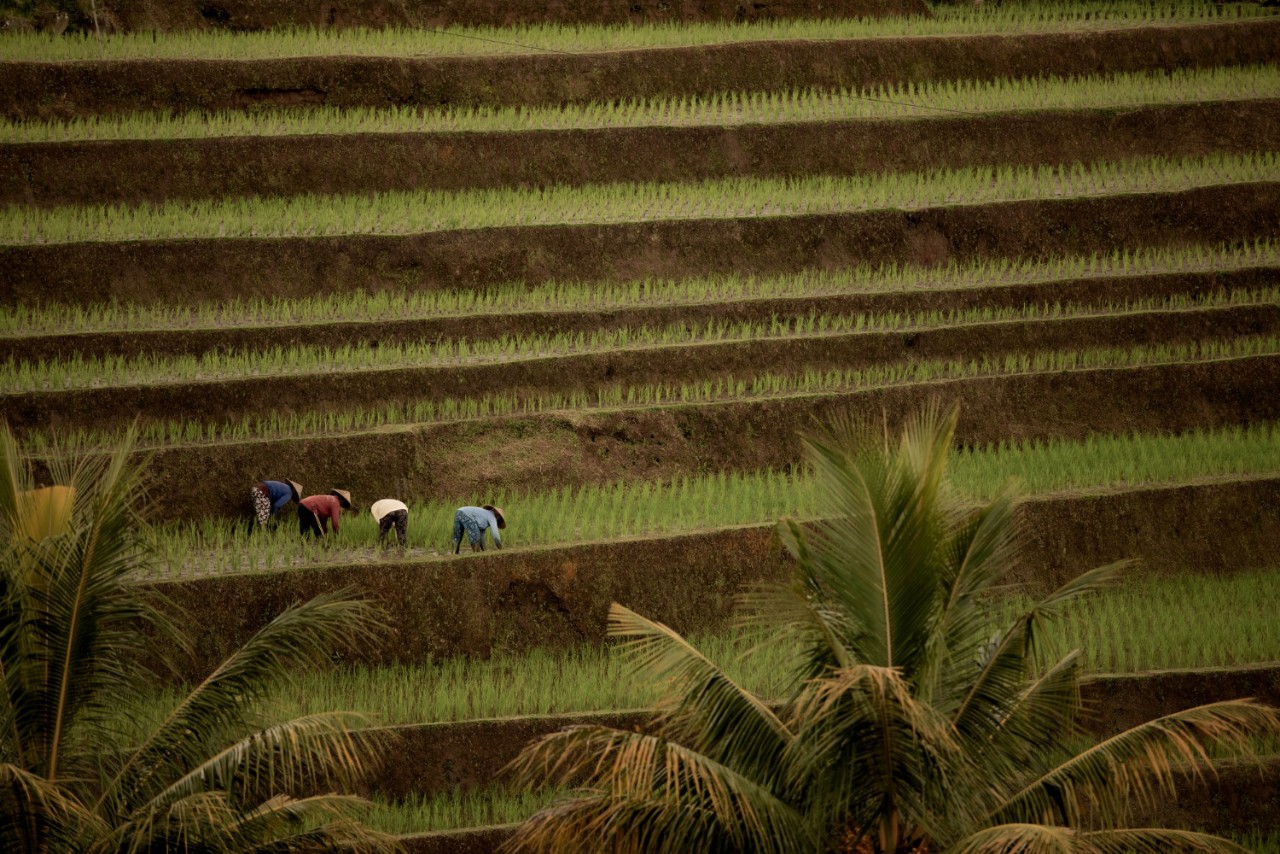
250;479;302;530
452;505;505;553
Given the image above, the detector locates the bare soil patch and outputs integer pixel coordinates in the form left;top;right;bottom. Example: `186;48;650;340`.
7;304;1277;434
8;266;1273;364
5;183;1278;307
2;21;1275;120
6;101;1278;208
149;476;1280;674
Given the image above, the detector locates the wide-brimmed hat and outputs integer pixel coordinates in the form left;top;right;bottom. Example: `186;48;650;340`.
483;504;506;529
331;489;352;509
287;480;303;501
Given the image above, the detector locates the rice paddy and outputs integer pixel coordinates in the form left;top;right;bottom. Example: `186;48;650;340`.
3;151;1275;246
5;241;1272;339
128;569;1280;727
18;334;1280;453
5;0;1279;837
7;286;1271;393
5;65;1276;144
137;421;1280;579
3;2;1267;63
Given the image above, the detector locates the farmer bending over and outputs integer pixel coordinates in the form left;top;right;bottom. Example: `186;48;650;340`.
299;489;351;538
250;479;301;530
452;505;505;553
371;498;409;547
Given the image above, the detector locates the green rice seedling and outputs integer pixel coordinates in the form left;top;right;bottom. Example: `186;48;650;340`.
4;285;1274;393
20;334;1280;457
131;421;1280;580
367;789;556;835
125;569;1280;727
4;65;1276;143
3;151;1276;246
3;240;1274;339
1;2;1266;63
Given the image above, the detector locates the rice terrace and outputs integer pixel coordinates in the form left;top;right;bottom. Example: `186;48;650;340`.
2;0;1280;850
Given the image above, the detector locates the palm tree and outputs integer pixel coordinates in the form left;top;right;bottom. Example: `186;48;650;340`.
0;425;399;853
504;408;1279;853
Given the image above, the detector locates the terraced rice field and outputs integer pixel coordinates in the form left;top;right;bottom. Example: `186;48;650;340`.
4;0;1279;846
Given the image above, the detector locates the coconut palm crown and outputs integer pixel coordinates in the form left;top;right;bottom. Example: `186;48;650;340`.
505;407;1278;854
0;425;398;853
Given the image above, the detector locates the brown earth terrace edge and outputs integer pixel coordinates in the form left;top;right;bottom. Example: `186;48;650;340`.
1;20;1276;120
5;183;1280;308
5;100;1278;209
4;266;1278;364
8;303;1277;435
393;754;1280;852
53;0;930;34
60;353;1280;524
151;475;1280;676
365;665;1280;800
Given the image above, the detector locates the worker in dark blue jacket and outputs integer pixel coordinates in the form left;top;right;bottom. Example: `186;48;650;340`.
250;479;302;530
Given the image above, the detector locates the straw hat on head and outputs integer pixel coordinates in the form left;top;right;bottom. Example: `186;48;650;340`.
331;489;352;509
483;504;506;529
287;480;303;502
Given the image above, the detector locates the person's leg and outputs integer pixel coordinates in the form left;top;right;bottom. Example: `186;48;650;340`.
392;509;408;547
463;514;485;552
378;514;392;545
299;506;322;537
452;512;465;554
251;486;270;529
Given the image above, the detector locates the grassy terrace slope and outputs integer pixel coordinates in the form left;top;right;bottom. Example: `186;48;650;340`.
1;8;1275;117
4;68;1278;206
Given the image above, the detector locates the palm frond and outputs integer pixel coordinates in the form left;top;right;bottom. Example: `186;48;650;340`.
505;725;812;854
217;793;400;853
991;699;1280;827
784;663;958;849
951;824;1249;854
608;603;792;784
99;589;382;812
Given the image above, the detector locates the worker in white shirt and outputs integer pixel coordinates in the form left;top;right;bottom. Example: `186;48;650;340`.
370;498;409;547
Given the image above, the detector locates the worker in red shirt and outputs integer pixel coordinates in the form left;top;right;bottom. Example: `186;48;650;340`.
299;489;352;538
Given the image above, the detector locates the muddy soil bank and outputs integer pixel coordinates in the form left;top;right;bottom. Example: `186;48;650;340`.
152;474;1280;682
41;0;928;34
9;303;1276;435
6;183;1279;308
3;20;1275;120
370;666;1280;799
7;101;1278;208
6;267;1277;364
102;355;1280;524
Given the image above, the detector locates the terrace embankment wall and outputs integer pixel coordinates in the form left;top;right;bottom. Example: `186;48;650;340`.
7;267;1278;363
106;355;1280;523
367;666;1280;799
8;101;1279;208
393;757;1280;852
6;183;1280;307
10;304;1276;434
2;20;1275;120
39;0;929;34
153;476;1280;677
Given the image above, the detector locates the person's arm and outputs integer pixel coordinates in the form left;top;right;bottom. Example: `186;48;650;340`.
330;501;340;534
489;513;502;548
